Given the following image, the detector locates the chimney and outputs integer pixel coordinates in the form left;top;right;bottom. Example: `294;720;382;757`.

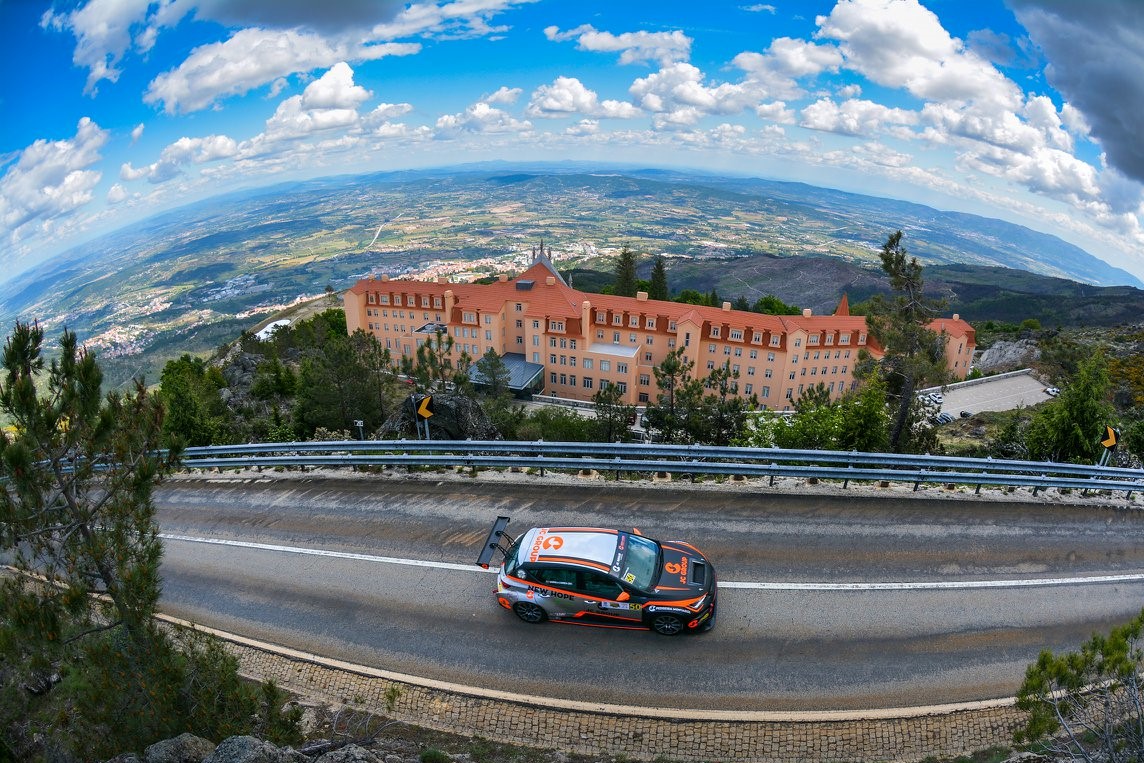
498;274;508;283
546;276;556;286
445;289;455;317
636;291;648;301
953;313;960;320
381;275;390;282
722;301;732;311
802;308;813;317
582;300;591;331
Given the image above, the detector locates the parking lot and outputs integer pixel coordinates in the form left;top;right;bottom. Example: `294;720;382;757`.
922;370;1054;417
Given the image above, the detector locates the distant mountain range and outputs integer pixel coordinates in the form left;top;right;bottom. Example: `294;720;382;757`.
0;164;1140;388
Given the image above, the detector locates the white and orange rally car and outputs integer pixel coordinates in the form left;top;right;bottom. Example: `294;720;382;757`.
477;516;717;635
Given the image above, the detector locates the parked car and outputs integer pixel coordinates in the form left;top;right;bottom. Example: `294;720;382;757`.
477;517;717;635
933;412;955;424
1045;387;1060;397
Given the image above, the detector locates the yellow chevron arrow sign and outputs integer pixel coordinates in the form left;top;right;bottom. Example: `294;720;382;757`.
1101;426;1118;449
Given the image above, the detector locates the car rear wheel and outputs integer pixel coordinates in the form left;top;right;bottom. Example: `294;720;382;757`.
650;613;685;635
513;601;547;624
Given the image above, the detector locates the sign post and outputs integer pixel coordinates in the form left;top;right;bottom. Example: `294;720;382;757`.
1098;425;1119;466
415;394;434;440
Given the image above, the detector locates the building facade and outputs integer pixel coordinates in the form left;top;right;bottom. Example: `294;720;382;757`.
343;252;976;409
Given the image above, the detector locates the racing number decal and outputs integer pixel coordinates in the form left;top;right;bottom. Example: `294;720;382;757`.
542;536;564;551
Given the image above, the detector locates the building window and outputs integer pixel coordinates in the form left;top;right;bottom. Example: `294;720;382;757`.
730;329;743;341
549;354;557;364
584;359;593;369
859;333;867;344
559;374;567;385
762;386;770;397
613;332;621;343
808;335;819;345
724;346;731;355
617;363;628;374
764;368;772;378
734;347;743;356
613;315;623;325
629;333;638;343
644;352;653;362
597;329;605;339
532;335;540;346
794;338;802;347
515;303;523;312
532;352;540;362
646;336;654;345
533;320;540;329
550;320;565;332
584;377;593;388
786;388;793;399
839;334;851;345
752;332;763;343
550;372;557;383
596;311;606;323
616;382;627;393
748;367;756;376
646;318;656;329
638;392;649;403
707;360;715;370
749;350;758;359
484;315;492;325
669;321;677;332
788;372;796;380
667;338;676;348
825;334;834;345
639;374;650;386
629;316;640;327
485;330;492;340
709;344;716;354
570;357;577;367
380;295;390;305
710;326;721;338
463;311;476;323
770;335;781;346
745;383;753;394
516;337;523;345
601;361;611;372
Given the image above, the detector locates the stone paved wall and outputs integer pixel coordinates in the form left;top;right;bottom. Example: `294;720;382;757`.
171;617;1026;762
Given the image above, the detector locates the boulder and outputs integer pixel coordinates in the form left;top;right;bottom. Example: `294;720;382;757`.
145;733;216;763
314;743;384;763
202;736;305;763
975;339;1039;373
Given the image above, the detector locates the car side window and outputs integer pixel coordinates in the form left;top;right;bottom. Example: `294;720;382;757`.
578;571;623;599
534;567;577;589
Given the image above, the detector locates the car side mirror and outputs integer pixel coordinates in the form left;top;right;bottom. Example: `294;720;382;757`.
616;591;630;602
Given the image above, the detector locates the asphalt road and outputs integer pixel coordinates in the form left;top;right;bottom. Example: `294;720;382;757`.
155;474;1144;712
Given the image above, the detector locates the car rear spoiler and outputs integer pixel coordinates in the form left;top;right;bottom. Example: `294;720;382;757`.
476;515;513;569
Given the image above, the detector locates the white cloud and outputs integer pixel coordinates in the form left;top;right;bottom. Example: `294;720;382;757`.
144;28;417;114
131;123;145;143
755;101;796;124
544;24;691;66
107;183;129;204
484;86;522;105
526;77;640;119
630;63;754;127
732;37;843;101
0;118;108;244
435;101;532;136
40;0;154;93
816;0;1021;110
742;4;777;12
801;97;918;136
121;135;239;184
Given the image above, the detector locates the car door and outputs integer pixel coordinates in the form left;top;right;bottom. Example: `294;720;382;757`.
577;570;644;624
529;566;590;620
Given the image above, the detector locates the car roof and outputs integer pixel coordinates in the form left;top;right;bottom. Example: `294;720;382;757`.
518;526;623;573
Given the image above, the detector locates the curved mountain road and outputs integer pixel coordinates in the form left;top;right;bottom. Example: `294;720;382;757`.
155;473;1144;712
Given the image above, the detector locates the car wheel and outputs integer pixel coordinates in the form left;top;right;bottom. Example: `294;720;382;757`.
512;601;547;624
650;613;685;635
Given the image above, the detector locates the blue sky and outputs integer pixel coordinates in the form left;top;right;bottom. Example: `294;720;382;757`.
3;0;1144;283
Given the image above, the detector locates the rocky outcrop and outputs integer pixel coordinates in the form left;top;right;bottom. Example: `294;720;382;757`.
975;339;1039;373
145;733;217;763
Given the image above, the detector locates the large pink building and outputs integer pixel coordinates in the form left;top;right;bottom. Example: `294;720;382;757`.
343;252;975;409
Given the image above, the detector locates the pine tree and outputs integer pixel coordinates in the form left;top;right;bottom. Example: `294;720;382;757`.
864;231;949;452
648;256;669;300
614;245;638;297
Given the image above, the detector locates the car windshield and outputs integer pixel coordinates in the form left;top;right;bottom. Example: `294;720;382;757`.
503;535;525;575
619;534;660;591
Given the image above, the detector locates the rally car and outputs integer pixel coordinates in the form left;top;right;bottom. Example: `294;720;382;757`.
476;516;717;635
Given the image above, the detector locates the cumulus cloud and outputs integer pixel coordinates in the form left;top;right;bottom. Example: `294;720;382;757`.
801;97;918;136
483;86;522;105
106;183;129;204
144;29;417;114
130;123;145;143
732;37;843;101
526;77;640;119
1009;0;1144;185
544;24;691;65
435;99;532;137
41;0;151;93
816;0;1022;110
630;63;756;127
121;135;240;184
0;118;108;244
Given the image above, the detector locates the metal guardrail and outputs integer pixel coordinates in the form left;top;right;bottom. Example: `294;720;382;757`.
181;441;1144;499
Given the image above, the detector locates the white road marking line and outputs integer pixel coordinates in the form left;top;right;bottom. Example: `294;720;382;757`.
160;533;1144;590
160;533;491;573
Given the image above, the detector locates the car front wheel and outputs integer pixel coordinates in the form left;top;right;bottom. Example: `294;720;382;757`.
513;601;547;624
650;613;685;635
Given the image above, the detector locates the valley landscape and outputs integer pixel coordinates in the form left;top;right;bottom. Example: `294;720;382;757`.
3;165;1142;390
